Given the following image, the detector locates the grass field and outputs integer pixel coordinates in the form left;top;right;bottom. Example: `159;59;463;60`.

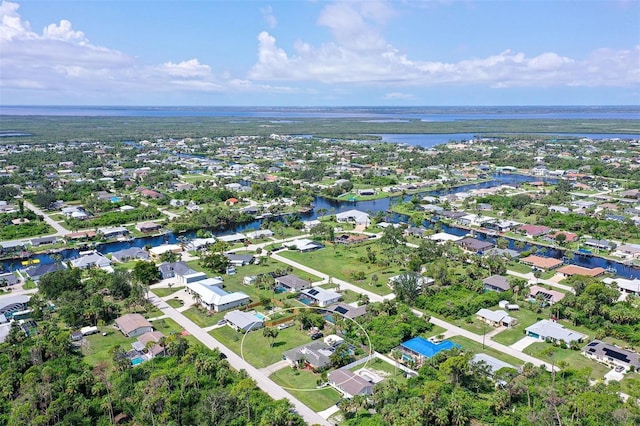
167;298;185;308
448;335;524;367
270;368;342;411
153;286;185;297
279;244;398;296
507;262;532;274
210;323;317;368
83;328;134;366
523;342;610;379
491;308;548;346
182;306;223;328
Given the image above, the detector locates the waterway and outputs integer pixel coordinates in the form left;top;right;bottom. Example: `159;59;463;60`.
3;173;639;279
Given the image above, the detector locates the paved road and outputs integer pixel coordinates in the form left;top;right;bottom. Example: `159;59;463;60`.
24;201;69;236
506;270;575;293
147;291;330;426
271;250;554;371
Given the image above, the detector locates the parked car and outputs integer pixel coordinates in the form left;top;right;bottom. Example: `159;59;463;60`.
277;322;294;330
217;319;227;326
310;332;324;340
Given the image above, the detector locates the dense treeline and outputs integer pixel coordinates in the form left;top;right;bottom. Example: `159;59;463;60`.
340;348;640;425
0;325;304;426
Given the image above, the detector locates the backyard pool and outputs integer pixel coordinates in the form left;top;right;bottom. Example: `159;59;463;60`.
299;297;313;305
131;357;144;366
254;312;268;321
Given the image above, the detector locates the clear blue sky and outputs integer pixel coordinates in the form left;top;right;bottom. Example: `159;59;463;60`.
1;0;639;106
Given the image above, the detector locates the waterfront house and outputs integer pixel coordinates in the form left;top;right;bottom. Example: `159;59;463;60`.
520;255;563;270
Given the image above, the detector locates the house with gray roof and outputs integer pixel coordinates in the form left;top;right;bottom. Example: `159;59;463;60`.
582;340;640;370
455;237;495;253
326;303;367;320
275;274;311;293
329;369;374;398
111;247;150;263
224;310;263;332
283;341;333;370
224;253;255;266
25;262;66;282
0;273;19;287
158;261;193;280
0;295;30;318
30;236;59;247
482;275;511;292
186;278;250;312
525;319;586;344
114;313;153;338
336;209;370;226
472;353;518;377
71;252;112;270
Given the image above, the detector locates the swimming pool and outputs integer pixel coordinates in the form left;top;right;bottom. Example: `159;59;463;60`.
254;312;268;321
131;357;144;366
299;297;313;306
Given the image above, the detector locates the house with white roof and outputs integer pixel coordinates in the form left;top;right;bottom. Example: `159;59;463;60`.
300;287;341;307
475;309;517;328
525;320;586;344
224;310;263;332
283;238;324;252
603;277;640;295
186;279;250;312
336;209;370;226
71;252;112;271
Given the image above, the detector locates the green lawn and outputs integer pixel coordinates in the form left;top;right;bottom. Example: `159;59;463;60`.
270;368;341;411
491;308;549;346
423;325;447;339
507;262;532;274
210;324;317;368
448;336;524;367
153;286;185;297
182;306;223;328
22;280;37;290
167;298;185;308
523;342;610;379
279;244;397;297
150;317;183;335
83;328;134;366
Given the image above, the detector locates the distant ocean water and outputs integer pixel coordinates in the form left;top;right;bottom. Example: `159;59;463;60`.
1;105;639;120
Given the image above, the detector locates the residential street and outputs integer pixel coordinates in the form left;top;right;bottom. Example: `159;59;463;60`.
147;291;331;426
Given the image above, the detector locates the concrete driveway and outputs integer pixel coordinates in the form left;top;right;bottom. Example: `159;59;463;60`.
510;336;539;351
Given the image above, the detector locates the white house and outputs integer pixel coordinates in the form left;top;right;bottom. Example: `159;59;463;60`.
186;279;250;312
335;209;371;226
224;310;263;332
300;287;341;307
525;320;586;344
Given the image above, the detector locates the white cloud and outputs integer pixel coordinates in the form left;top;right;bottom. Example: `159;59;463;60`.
249;1;639;89
161;59;212;78
261;5;277;29
43;19;87;43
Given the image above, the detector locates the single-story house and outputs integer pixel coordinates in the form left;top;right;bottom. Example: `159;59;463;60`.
245;229;274;239
132;331;167;358
71;252;112;270
97;226;129;239
334;234;370;245
603;278;640;295
484;219;520;232
475;309;517;328
544;231;579;244
275;274;312;292
428;232;463;243
455;237;495;253
115;314;153;338
0;294;30;318
529;285;566;305
284;238;324;252
520;255;563;270
335;209;371;226
300;287;341;307
525;319;586;344
64;230;96;241
326;303;367;320
472;353;518;377
584;238;616;251
0;273;20;287
185;237;218;252
217;233;246;243
224;310;264;332
484;248;520;259
582;340;640;370
614;244;640;260
556;265;605;278
404;226;428;238
224;253;255;266
25;262;67;282
283;341;333;370
30;236;59;247
136;222;162;233
148;244;182;258
517;224;551;237
329;369;374;398
110;247;150;263
482;275;511;292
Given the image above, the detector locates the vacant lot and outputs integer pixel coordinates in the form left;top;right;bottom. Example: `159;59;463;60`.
523;342;610;379
270;367;341;411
